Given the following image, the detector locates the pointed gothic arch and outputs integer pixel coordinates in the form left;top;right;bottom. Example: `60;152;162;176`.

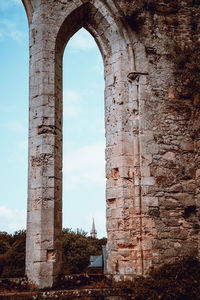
21;0;200;292
22;0;33;25
24;0;152;289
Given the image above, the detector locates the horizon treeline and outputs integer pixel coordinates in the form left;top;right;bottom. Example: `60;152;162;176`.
0;229;107;277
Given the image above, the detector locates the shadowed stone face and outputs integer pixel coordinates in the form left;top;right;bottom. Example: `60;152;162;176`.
23;0;200;289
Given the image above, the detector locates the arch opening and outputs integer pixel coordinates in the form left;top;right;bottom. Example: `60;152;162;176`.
61;25;107;275
0;0;29;234
62;28;106;239
53;2;134;279
25;0;140;289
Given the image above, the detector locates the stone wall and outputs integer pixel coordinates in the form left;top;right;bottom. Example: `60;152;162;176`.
117;0;200;268
22;0;200;289
0;277;130;299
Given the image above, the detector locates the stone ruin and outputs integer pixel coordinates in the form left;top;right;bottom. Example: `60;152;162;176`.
22;0;200;289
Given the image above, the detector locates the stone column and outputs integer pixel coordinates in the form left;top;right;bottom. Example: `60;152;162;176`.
105;53;138;280
128;72;158;275
26;20;62;289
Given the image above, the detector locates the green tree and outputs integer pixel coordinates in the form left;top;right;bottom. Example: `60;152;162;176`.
62;228;107;274
62;228;91;274
0;232;11;254
87;236;107;256
0;230;25;277
0;229;107;277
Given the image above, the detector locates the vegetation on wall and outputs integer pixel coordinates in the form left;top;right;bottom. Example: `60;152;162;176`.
112;256;200;300
123;0;200;100
0;231;200;299
169;43;200;97
124;0;180;32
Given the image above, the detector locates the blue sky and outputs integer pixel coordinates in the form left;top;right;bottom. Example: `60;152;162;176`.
0;0;106;237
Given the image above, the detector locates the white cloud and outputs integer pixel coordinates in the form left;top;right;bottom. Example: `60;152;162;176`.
63;142;106;191
12;0;21;5
92;63;104;75
18;138;28;150
93;118;105;135
68;29;96;51
63;89;82;118
4;120;25;132
0;206;26;233
64;90;81;102
0;0;21;10
0;19;25;43
0;104;17;112
91;53;104;75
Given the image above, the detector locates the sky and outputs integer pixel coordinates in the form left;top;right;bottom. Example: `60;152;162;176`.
0;0;106;237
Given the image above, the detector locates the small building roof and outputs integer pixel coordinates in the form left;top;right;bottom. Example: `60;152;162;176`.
90;256;99;263
89;255;103;268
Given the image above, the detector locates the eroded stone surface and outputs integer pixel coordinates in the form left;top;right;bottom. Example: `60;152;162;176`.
23;0;200;289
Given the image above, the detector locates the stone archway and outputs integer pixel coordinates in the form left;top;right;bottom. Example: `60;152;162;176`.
23;0;155;289
22;0;200;291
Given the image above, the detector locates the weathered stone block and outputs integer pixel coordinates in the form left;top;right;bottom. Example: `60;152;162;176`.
23;0;200;290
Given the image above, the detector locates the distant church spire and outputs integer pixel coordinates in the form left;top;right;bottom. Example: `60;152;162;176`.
90;218;97;238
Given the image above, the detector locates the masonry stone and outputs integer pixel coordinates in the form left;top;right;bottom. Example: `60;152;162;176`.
22;0;200;289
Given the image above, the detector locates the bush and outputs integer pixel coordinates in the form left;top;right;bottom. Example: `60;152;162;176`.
62;228;107;274
0;230;25;277
0;229;107;277
115;257;200;300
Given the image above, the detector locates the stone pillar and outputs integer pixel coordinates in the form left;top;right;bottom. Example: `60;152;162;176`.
26;20;62;289
128;72;158;275
105;55;142;280
22;0;200;288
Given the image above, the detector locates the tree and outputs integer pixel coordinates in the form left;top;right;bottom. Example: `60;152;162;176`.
62;228;107;274
0;229;107;276
0;230;25;277
62;228;91;274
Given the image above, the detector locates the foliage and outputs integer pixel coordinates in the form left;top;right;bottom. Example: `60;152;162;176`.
0;230;26;278
113;257;200;300
0;233;200;300
0;229;107;277
62;228;107;274
124;0;180;32
169;43;200;97
0;232;12;254
62;228;91;274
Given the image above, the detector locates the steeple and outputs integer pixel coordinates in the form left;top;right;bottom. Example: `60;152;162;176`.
90;218;97;238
